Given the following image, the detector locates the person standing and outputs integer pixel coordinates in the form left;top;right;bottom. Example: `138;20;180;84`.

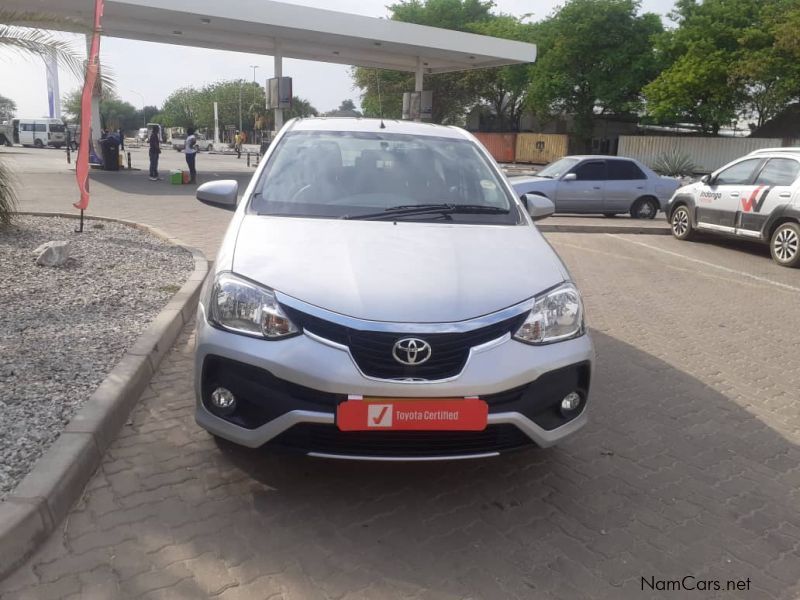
234;130;241;159
148;125;161;181
184;127;198;184
118;127;125;151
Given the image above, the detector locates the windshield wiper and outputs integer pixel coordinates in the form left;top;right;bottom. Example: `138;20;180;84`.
342;203;509;221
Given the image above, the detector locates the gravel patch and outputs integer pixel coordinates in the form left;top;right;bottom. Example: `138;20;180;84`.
0;216;194;499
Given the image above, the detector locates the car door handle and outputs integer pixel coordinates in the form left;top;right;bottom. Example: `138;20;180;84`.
779;192;791;198
730;192;740;197
593;186;601;190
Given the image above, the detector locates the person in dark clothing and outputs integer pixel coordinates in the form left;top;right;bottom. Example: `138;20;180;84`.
118;128;125;150
148;125;161;180
184;127;197;184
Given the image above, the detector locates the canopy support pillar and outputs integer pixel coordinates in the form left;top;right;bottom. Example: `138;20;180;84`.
274;40;284;132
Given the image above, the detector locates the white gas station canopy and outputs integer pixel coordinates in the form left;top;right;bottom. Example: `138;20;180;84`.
11;0;537;74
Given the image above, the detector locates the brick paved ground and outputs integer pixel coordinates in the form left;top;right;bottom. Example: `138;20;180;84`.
2;147;799;599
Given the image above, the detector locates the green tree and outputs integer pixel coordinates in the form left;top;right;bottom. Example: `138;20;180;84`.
0;93;16;121
467;16;537;130
158;86;201;129
644;0;800;133
63;88;140;131
527;0;663;147
353;0;498;124
285;96;319;120
0;10;91;226
152;81;317;134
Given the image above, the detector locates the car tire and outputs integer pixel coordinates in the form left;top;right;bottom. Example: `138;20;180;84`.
770;222;800;268
34;139;44;149
603;213;618;218
631;197;658;219
670;205;695;241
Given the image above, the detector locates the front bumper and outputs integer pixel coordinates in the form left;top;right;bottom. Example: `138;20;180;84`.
194;304;593;460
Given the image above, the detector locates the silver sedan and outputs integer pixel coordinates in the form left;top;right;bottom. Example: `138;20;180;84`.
510;155;680;219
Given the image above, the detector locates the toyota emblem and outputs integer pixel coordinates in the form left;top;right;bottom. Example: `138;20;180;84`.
392;338;432;366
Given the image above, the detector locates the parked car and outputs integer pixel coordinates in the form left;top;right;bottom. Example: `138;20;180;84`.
667;149;800;267
192;118;593;460
510;155;681;219
136;127;149;142
172;132;213;151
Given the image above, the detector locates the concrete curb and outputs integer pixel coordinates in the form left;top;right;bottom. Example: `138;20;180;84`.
538;223;670;235
0;212;209;580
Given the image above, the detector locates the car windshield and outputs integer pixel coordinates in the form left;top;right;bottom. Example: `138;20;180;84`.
537;157;580;178
250;130;518;223
49;124;65;133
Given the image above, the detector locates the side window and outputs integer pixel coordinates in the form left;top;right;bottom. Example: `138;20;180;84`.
754;158;800;186
607;160;646;180
714;159;761;185
21;123;30;132
572;161;606;181
34;123;46;132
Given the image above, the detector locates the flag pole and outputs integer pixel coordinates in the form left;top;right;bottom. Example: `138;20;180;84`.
73;0;104;231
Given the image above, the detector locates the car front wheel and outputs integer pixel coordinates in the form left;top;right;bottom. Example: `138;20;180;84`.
631;197;658;219
670;205;694;241
770;222;800;268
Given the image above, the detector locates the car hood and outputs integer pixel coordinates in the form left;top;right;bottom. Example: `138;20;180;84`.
510;176;557;193
232;216;567;323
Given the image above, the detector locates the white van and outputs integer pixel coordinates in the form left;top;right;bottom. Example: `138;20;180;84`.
13;118;67;148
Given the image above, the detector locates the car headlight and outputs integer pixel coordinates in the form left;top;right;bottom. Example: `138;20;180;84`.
514;282;584;344
208;273;298;339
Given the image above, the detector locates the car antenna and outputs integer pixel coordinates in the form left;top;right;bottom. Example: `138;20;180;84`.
376;69;386;129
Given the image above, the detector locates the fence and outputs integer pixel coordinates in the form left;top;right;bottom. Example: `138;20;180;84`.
472;132;517;163
618;136;799;173
515;133;570;165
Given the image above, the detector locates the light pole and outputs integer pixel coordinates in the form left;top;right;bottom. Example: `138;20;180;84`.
129;89;145;126
249;65;260;131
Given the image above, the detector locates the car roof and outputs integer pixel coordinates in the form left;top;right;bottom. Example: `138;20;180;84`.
747;147;800;157
286;117;469;140
562;155;638;161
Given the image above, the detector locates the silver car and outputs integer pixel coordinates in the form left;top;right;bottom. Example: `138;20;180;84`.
510;155;680;219
193;118;593;460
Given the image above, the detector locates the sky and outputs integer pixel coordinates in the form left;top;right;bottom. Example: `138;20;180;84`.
0;0;677;119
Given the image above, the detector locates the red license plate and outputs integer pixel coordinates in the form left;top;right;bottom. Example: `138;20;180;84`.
337;397;488;431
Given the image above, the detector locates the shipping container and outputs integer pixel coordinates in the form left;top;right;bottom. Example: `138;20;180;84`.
618;136;800;174
516;133;570;165
473;132;517;164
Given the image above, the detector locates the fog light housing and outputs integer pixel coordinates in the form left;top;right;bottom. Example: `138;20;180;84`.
560;391;581;413
211;386;236;415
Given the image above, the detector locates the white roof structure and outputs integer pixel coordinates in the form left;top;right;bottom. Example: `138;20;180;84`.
10;0;537;74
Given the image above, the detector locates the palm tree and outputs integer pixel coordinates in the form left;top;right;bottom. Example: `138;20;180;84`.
0;11;87;79
0;10;104;226
0;158;17;227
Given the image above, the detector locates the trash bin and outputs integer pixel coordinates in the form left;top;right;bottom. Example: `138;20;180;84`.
100;139;119;171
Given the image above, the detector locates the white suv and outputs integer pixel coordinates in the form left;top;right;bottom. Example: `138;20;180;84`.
667;149;800;267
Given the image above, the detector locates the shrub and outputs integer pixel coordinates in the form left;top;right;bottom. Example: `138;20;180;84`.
651;150;698;177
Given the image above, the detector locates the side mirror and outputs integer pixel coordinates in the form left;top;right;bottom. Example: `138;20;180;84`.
562;173;577;181
523;194;555;221
197;179;238;210
700;174;711;184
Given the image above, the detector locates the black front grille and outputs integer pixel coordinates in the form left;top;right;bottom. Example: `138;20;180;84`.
270;423;534;457
283;305;527;380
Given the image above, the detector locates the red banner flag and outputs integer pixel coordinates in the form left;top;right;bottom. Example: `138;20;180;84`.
74;0;104;211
